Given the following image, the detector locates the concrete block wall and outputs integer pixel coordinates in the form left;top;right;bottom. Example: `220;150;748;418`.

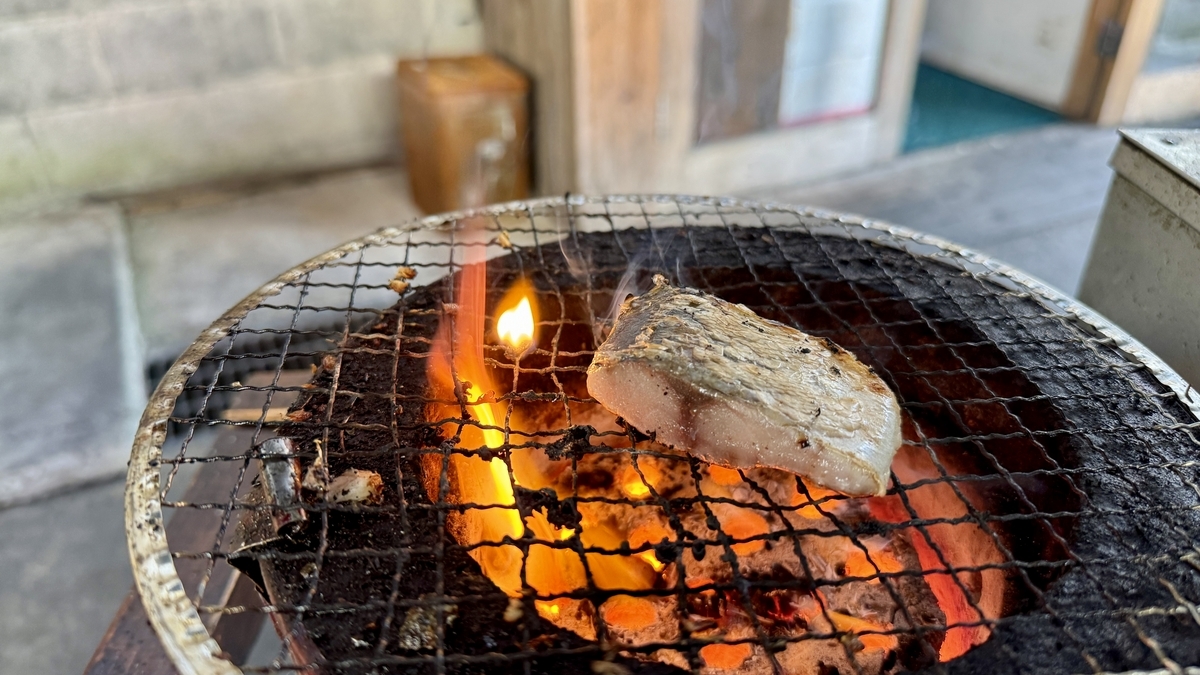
0;0;482;212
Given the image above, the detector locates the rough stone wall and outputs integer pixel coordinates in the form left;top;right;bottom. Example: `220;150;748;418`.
0;0;482;212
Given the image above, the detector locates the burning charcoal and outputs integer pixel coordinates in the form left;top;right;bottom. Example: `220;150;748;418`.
544;425;596;461
515;486;581;529
396;596;456;651
699;643;753;670
326;469;384;505
251;225;1066;675
257;437;306;532
600;595;657;631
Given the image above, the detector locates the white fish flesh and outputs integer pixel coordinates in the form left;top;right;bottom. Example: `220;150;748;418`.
587;276;902;496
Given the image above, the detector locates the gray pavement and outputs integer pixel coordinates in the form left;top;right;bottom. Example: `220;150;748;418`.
0;206;143;508
126;166;422;363
0;479;130;675
749;124;1120;295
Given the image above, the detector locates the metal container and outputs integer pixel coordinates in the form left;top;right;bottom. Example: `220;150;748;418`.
126;196;1200;675
1080;128;1200;388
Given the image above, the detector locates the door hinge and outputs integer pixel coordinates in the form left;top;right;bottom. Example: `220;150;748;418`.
1097;19;1124;58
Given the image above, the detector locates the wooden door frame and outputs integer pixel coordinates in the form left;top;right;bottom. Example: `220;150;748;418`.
1063;0;1165;124
483;0;928;196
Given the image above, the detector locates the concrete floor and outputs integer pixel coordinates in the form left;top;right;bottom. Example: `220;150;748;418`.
749;124;1120;295
0;123;1129;674
0;479;130;675
124;166;422;364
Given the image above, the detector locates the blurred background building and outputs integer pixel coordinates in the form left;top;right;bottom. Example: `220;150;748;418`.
0;1;1198;673
2;0;1198;212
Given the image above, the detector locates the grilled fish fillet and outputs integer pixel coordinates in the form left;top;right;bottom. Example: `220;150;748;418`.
587;276;902;497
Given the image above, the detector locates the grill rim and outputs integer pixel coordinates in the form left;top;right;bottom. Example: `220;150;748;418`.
124;194;1200;675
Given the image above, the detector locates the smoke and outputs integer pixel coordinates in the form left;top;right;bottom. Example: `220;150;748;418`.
552;208;699;343
600;229;697;338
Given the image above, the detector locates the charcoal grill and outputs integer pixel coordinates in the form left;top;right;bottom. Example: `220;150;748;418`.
127;195;1200;675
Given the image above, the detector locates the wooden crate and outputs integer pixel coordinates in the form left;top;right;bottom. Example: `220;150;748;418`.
396;55;530;214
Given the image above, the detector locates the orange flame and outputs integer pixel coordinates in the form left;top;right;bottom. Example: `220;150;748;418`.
426;258;526;595
426;249;657;622
867;446;1006;661
495;278;537;355
426;256;584;600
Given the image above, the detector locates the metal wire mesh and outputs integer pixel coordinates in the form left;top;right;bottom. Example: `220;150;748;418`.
129;195;1200;675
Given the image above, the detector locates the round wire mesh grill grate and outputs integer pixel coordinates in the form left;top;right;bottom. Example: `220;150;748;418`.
128;195;1200;675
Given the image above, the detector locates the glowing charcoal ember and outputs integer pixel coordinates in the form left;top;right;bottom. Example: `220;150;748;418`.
601;595;658;631
587;276;902;497
710;503;770;555
627;521;672;572
575;507;657;591
618;464;652;499
827;611;900;653
843;543;905;584
706;464;743;486
792;477;843;519
700;643;753;670
867;445;1006;661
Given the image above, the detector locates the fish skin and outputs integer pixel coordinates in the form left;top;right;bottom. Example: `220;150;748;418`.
587;276;902;497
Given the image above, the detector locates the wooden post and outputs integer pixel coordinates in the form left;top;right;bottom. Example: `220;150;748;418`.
1063;0;1166;123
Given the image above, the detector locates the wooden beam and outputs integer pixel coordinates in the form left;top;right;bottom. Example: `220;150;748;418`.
870;0;929;160
571;0;667;193
1063;0;1127;120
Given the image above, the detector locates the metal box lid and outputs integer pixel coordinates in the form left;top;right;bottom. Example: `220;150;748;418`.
1113;128;1200;234
1119;128;1200;191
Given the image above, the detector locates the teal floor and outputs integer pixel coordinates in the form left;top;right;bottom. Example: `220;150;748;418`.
903;64;1062;153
